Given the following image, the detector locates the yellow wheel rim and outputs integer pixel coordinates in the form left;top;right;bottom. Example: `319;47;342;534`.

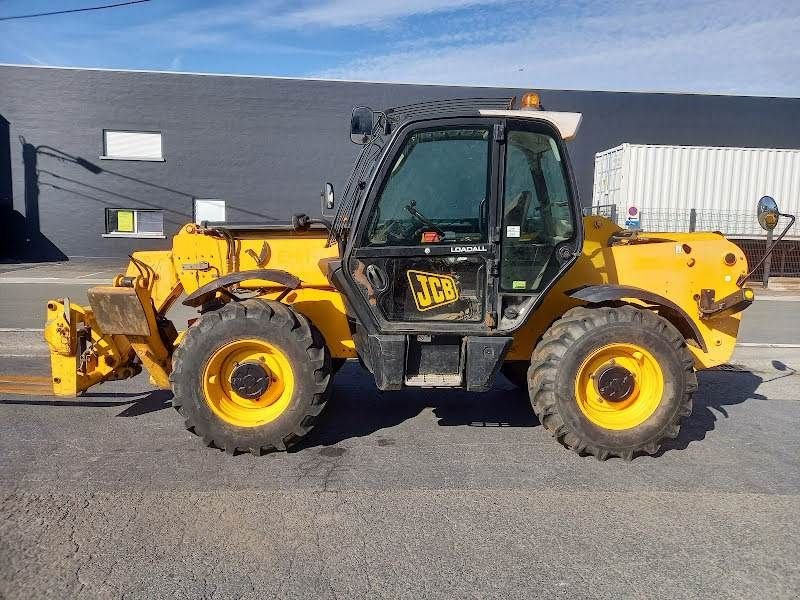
202;338;295;428
574;343;664;430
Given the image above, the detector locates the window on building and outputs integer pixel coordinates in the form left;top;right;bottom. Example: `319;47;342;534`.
194;199;226;224
103;208;165;238
101;130;163;161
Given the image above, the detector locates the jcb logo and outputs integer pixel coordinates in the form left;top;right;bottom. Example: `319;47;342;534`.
406;270;459;312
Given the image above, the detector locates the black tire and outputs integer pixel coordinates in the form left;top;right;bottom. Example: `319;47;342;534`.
170;299;331;455
528;305;696;460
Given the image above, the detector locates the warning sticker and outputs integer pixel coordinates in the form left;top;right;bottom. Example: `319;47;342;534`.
117;210;134;232
506;225;521;238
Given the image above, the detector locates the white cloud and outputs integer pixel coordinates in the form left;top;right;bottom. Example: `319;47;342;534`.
270;0;508;28
131;0;509;45
314;0;800;96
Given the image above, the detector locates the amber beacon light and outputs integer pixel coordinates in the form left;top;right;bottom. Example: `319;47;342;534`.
519;91;542;109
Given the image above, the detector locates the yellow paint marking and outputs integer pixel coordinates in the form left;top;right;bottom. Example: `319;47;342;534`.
0;375;54;396
0;375;52;383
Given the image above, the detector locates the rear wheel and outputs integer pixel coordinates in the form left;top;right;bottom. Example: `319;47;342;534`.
529;305;696;460
171;299;331;455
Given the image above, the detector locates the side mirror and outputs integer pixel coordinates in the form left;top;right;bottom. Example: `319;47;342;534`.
321;182;335;211
350;106;374;144
757;195;780;231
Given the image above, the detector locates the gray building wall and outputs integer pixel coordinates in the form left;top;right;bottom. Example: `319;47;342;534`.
1;64;799;259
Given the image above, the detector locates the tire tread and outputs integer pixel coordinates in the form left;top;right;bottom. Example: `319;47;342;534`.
170;299;331;455
528;305;696;460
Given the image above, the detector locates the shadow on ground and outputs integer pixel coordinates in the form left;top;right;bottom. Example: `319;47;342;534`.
0;362;777;457
298;363;773;455
0;389;173;417
292;365;537;453
657;366;766;455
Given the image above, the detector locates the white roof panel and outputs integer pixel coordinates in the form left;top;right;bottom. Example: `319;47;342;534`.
479;110;582;140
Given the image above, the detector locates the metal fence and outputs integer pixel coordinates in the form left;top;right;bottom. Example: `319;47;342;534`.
584;205;800;284
626;208;770;238
733;238;800;282
585;204;618;221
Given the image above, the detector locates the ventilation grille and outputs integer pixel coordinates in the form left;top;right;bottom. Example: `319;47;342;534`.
385;96;515;125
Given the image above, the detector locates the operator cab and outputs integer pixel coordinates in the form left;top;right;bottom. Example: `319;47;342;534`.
327;93;584;391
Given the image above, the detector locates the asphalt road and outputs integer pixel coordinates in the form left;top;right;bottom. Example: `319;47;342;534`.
1;347;798;599
0;280;798;344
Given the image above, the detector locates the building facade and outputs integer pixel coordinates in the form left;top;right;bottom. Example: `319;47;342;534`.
1;64;799;259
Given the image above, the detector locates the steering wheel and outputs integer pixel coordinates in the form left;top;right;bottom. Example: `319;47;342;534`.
405;200;446;238
374;218;411;244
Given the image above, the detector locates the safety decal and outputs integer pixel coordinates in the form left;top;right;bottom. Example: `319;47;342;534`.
406;270;459;311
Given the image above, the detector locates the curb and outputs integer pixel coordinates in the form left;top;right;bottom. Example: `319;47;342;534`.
753;295;800;302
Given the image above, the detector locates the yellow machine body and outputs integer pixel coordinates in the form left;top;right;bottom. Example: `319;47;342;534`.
43;216;748;397
507;216;748;368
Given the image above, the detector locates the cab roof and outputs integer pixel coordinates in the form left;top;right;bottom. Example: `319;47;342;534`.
479;110;583;141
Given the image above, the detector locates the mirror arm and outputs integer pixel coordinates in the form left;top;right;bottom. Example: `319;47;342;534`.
738;212;796;286
291;213;333;233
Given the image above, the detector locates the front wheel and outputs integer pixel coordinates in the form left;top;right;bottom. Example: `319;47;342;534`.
529;305;697;460
170;299;331;455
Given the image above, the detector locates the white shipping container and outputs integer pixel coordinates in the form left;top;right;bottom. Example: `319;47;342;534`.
592;143;800;238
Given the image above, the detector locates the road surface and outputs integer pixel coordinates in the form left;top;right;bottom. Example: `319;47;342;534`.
1;346;798;599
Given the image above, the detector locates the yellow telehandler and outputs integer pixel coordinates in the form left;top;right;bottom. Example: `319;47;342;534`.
43;93;793;459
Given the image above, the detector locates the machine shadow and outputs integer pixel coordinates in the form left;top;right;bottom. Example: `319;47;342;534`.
657;367;765;455
299;363;768;455
0;365;768;455
0;389;173;417
293;363;538;451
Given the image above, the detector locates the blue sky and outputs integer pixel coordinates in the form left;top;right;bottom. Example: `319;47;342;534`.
0;0;798;96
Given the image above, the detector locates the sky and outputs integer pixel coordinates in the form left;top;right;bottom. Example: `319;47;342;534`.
0;0;798;96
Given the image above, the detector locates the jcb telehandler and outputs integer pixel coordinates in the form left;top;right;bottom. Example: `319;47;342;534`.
43;93;793;459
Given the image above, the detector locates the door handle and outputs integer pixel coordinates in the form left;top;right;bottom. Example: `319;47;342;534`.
365;264;388;293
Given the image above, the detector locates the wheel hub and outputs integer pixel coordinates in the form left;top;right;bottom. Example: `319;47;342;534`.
229;362;270;399
575;343;664;431
595;364;635;402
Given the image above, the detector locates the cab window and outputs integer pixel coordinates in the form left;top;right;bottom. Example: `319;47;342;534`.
365;127;491;246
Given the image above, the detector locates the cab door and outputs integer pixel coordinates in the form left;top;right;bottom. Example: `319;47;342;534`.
345;118;501;333
495;118;583;331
